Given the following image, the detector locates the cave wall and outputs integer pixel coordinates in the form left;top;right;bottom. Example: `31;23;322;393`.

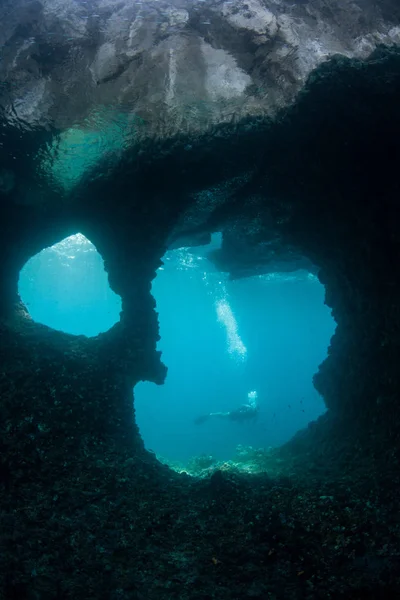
1;0;400;137
1;48;400;448
1;37;400;599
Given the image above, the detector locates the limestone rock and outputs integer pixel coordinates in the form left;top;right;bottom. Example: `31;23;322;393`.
0;0;399;133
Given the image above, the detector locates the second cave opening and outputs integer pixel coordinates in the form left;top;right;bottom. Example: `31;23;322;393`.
134;235;337;471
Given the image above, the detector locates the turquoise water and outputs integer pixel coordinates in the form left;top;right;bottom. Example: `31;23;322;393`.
18;233;336;464
19;234;122;337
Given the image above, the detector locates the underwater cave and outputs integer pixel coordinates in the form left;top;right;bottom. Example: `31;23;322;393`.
18;231;336;472
1;2;400;598
135;237;336;471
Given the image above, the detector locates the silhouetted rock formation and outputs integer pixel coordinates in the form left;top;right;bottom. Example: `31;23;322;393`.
1;2;400;597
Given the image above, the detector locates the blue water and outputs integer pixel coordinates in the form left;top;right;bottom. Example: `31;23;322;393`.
18;234;336;465
19;234;122;337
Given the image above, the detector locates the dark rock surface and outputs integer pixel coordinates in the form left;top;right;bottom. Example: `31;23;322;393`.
1;0;400;133
1;1;400;597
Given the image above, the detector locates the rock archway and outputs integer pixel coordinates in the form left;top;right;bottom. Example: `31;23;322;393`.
1;31;400;600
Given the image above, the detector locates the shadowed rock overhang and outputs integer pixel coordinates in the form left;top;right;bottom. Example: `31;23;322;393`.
1;0;400;133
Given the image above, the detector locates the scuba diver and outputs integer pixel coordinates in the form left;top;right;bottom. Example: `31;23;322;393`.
194;390;259;425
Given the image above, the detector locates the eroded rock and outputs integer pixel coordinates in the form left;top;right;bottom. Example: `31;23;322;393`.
1;0;399;133
1;2;400;597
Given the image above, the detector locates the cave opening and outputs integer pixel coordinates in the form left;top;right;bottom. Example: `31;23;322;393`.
18;233;122;337
16;229;337;475
134;234;337;475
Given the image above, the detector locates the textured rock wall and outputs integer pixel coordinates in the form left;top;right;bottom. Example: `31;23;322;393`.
1;0;400;135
